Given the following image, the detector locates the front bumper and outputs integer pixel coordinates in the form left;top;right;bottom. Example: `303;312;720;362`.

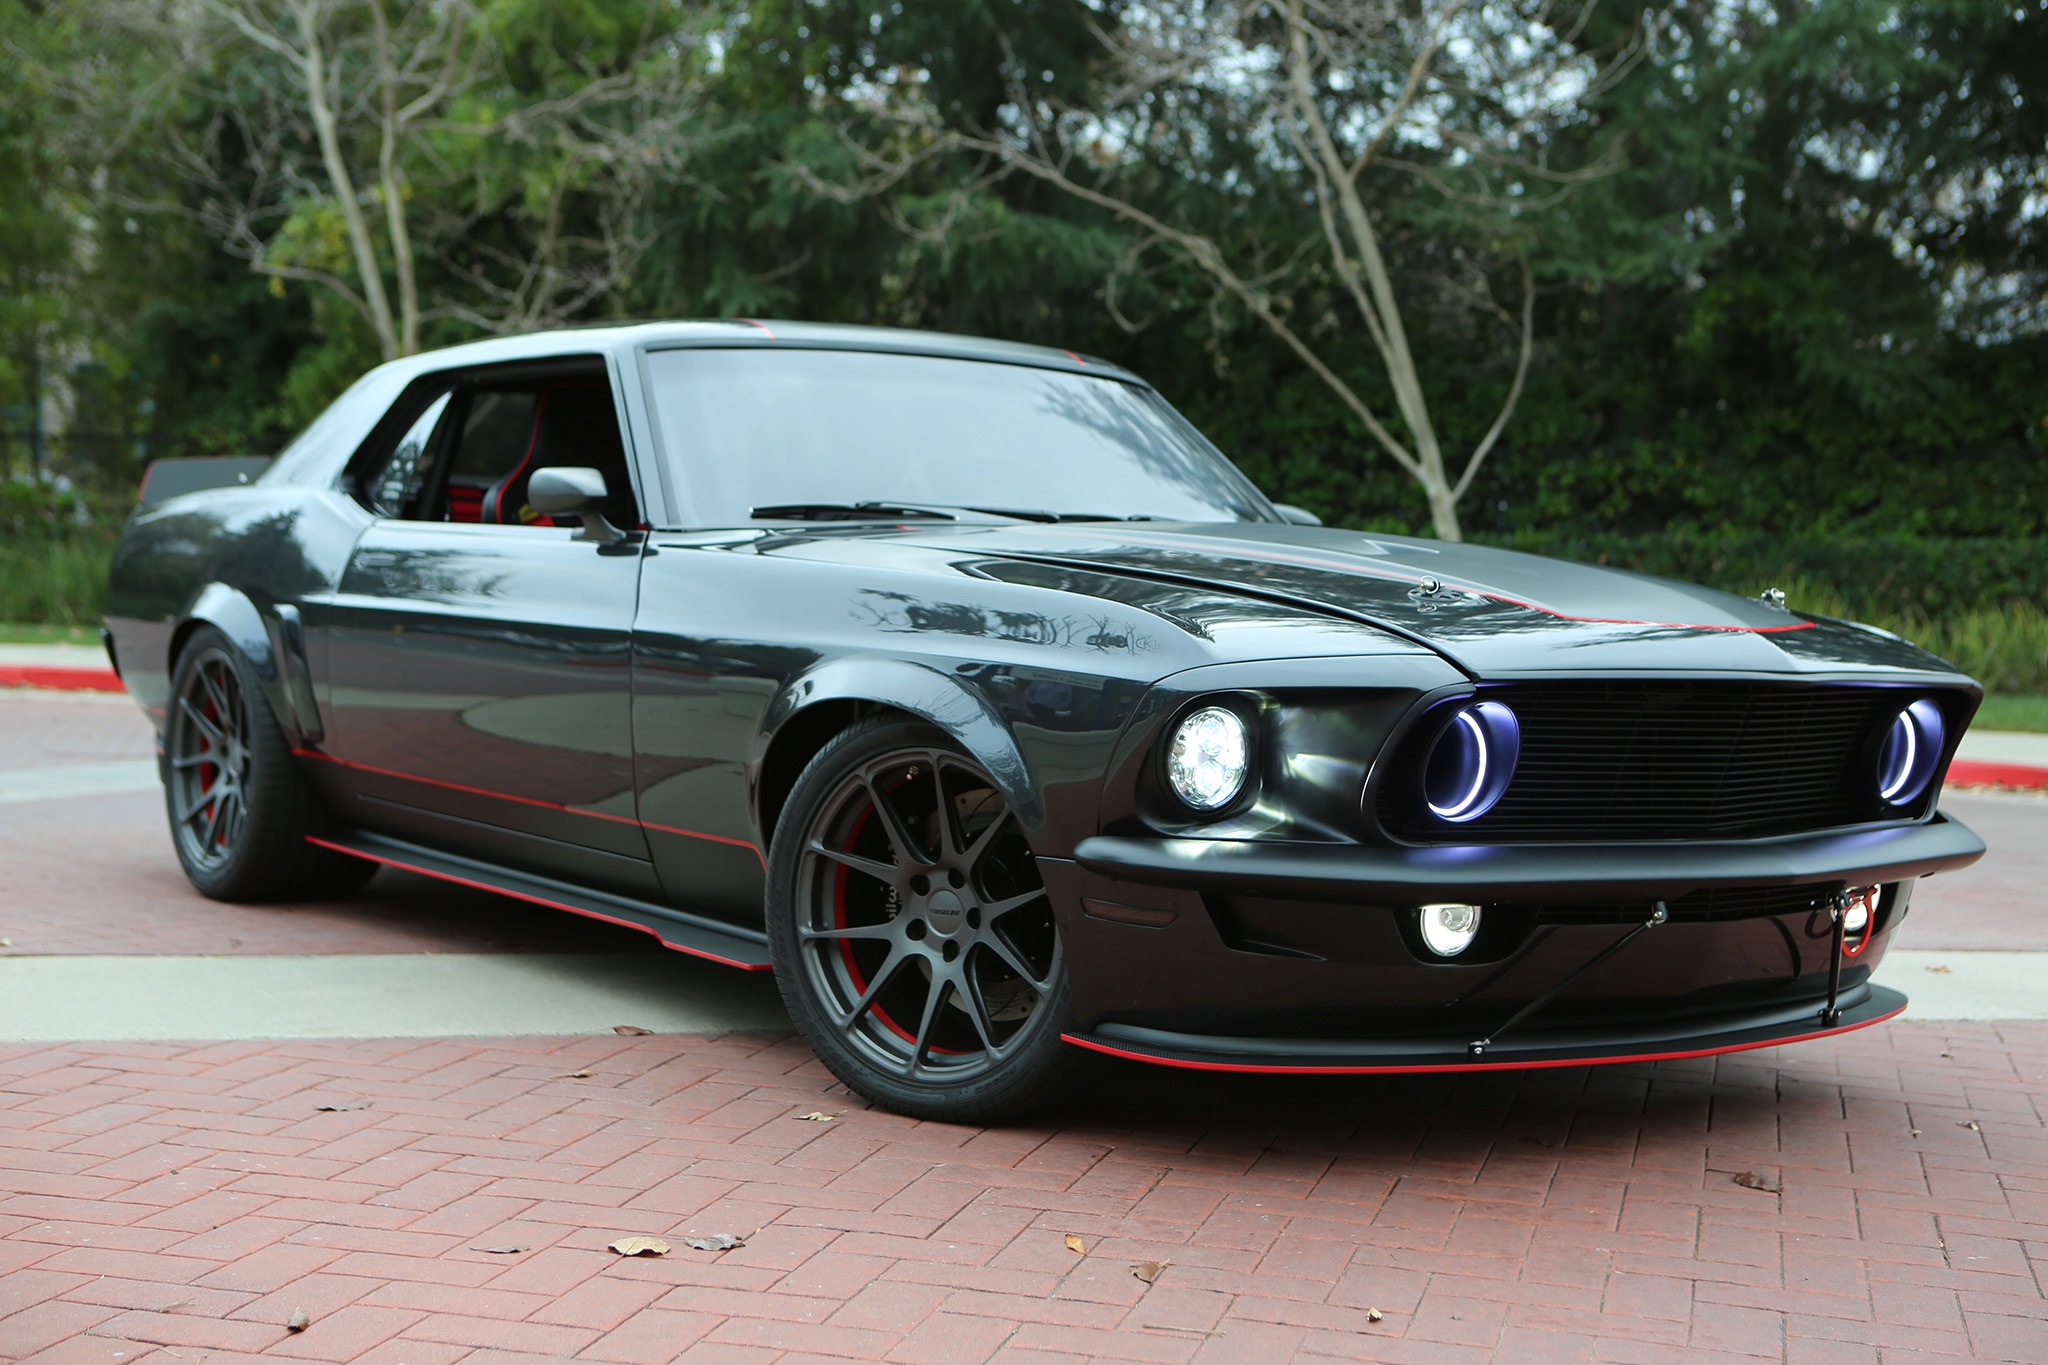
1071;814;1984;902
1064;983;1906;1074
1043;816;1978;1070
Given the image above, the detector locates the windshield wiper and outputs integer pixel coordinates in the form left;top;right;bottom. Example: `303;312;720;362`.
750;502;956;522
750;501;1166;525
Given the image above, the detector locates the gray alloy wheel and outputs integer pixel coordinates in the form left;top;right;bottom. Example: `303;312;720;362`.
767;717;1081;1122
164;626;374;902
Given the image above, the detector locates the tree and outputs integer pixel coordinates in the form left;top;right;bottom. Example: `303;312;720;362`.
61;0;719;361
804;0;1654;539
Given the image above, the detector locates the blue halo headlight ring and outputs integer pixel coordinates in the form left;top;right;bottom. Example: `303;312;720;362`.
1422;700;1520;823
1876;699;1944;807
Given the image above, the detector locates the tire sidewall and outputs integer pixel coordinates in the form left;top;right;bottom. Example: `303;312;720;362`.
766;716;1078;1123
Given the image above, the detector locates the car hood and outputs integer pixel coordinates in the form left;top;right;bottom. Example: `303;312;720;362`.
906;521;1960;678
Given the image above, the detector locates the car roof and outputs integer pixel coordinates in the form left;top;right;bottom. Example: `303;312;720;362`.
362;319;1147;388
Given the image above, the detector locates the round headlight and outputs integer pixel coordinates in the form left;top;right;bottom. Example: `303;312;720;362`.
1420;903;1482;957
1166;706;1251;812
1423;700;1521;823
1876;699;1944;807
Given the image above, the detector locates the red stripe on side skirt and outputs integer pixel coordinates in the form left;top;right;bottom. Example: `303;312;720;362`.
1058;1001;1906;1076
305;836;771;971
293;749;767;866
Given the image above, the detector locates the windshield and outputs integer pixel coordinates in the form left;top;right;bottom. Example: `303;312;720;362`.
644;348;1277;526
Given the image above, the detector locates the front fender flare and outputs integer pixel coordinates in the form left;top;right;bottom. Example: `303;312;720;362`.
753;656;1041;839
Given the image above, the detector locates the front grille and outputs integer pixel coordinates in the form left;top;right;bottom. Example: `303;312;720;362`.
1521;884;1836;925
1378;682;1909;842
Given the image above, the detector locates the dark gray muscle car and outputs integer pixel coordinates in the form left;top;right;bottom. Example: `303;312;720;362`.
103;320;1986;1120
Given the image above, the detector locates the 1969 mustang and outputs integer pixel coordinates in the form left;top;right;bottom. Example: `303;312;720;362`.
104;320;1986;1120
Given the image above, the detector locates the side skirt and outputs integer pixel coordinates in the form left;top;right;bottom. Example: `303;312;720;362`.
1061;984;1907;1075
309;830;774;972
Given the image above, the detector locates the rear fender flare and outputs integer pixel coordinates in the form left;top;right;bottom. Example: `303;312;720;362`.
173;583;315;743
753;656;1041;844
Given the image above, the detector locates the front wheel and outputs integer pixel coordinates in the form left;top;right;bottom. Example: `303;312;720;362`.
766;718;1081;1123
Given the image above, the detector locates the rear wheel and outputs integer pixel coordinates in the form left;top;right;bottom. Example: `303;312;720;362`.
767;718;1080;1122
165;626;373;901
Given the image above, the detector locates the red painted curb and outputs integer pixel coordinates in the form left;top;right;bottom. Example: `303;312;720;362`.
1948;758;2048;791
0;665;124;693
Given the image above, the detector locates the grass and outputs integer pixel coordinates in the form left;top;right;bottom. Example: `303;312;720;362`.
1975;695;2048;733
0;620;101;644
0;534;115;627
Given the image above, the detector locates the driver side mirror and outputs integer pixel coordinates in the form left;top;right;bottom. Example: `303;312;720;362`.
527;467;626;545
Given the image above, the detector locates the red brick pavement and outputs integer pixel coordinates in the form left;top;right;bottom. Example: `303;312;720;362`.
3;1024;2046;1364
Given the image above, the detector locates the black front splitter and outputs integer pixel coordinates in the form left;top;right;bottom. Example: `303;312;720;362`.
1072;817;1983;902
1061;983;1906;1074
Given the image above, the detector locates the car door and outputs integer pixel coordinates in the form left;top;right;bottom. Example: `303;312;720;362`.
319;356;658;898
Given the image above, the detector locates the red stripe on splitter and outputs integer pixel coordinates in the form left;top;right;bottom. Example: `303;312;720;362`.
1058;1002;1905;1076
293;749;767;866
306;836;771;971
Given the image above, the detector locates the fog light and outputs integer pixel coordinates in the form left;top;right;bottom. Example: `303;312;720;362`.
1420;903;1482;957
1166;705;1251;812
1876;699;1943;807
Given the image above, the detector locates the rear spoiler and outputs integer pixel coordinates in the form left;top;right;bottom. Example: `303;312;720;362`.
138;456;272;507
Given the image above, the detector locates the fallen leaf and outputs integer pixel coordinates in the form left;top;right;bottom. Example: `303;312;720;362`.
1064;1234;1086;1255
795;1111;835;1122
1910;1128;1922;1138
0;938;12;948
314;1099;371;1112
1961;1120;1982;1132
614;1025;653;1036
472;1245;529;1255
552;1070;593;1079
1367;1307;1384;1323
680;1227;758;1252
1732;1171;1783;1194
607;1236;671;1257
285;1307;312;1333
1925;964;1951;974
1131;1260;1169;1284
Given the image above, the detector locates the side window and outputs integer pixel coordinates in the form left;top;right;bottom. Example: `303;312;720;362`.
349;363;640;528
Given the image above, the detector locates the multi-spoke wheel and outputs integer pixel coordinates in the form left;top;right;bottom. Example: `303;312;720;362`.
164;626;375;901
767;718;1081;1122
167;644;254;874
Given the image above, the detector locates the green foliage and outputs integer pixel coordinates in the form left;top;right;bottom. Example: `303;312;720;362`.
1976;696;2048;733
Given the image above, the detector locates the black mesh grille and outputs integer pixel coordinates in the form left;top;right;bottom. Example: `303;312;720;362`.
1378;682;1906;842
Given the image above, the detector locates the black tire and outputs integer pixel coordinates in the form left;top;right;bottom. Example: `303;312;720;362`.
767;717;1083;1123
164;626;375;902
